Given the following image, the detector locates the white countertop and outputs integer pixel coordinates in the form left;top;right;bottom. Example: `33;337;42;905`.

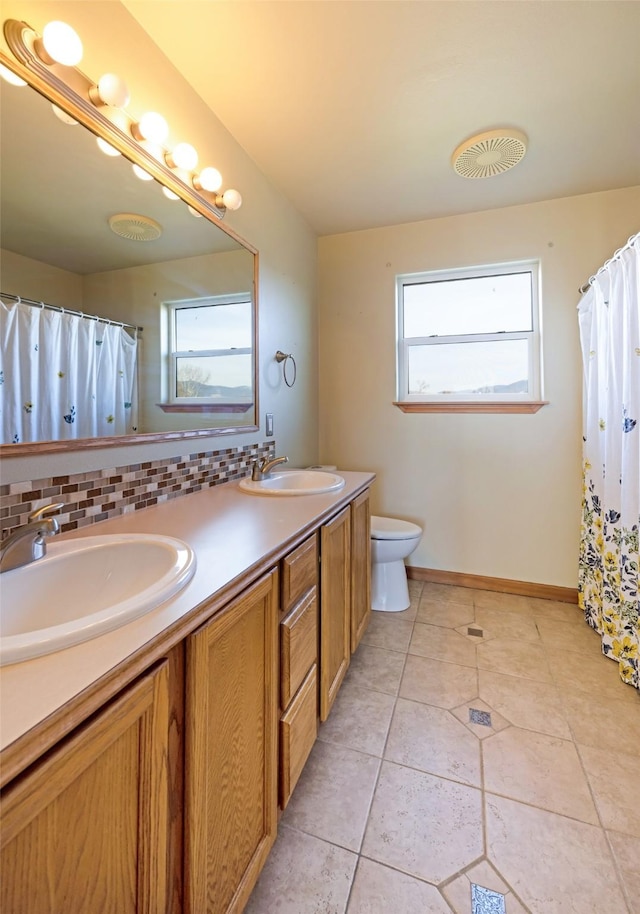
0;471;374;756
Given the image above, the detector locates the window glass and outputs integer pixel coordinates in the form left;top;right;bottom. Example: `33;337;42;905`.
175;301;252;351
407;340;529;396
175;354;252;399
403;272;532;338
396;260;541;405
165;294;254;407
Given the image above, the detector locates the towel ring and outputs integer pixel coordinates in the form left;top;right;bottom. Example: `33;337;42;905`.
275;350;297;388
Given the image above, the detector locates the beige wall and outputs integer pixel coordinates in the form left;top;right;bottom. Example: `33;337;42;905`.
318;186;640;588
84;248;254;434
0;0;318;483
1;249;83;309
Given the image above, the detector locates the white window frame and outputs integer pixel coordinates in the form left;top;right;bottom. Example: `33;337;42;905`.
396;260;542;405
165;293;253;406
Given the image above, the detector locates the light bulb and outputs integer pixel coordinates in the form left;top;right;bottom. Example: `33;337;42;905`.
142;141;165;163
166;142;198;171
162;187;180;200
222;188;242;211
193;167;222;193
132;164;153;182
0;64;27;87
132;112;169;144
89;73;130;108
51;104;78;125
188;206;203;218
37;21;83;66
96;137;120;157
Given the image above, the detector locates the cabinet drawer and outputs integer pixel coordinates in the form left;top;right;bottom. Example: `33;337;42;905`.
279;665;318;809
281;535;318;613
280;588;318;708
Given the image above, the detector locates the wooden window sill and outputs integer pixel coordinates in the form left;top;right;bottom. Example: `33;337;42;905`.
393;401;549;414
157;402;253;414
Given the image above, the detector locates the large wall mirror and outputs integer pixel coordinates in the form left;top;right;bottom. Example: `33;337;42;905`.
0;41;258;457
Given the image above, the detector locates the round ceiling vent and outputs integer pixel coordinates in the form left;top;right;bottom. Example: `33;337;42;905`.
451;128;528;179
108;213;162;241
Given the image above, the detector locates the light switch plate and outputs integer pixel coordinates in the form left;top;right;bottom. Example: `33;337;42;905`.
266;413;274;437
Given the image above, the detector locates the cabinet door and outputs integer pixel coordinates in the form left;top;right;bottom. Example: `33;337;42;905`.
350;489;371;652
185;571;278;914
279;664;318;808
0;661;171;914
320;506;351;721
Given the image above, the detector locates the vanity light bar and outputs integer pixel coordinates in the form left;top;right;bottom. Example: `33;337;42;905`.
88;72;130;109
2;18;243;218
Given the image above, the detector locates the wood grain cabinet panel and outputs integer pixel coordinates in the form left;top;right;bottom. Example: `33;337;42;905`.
281;535;318;613
350;488;371;652
279;664;318;808
185;570;278;914
280;588;318;708
0;661;171;914
319;506;351;721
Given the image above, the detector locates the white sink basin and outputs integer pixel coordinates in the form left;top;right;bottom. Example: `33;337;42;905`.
239;469;345;496
0;534;196;666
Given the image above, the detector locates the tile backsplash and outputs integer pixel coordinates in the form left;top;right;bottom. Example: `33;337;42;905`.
0;440;275;540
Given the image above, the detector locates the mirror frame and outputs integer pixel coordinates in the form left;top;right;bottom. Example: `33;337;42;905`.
0;22;259;456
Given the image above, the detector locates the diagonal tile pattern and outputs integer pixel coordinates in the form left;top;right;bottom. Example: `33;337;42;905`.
247;582;640;914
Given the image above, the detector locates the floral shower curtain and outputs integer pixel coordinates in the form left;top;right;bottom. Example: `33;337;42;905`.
578;234;639;690
0;299;138;444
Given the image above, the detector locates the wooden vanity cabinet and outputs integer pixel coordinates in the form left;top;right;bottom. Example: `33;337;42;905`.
278;487;371;798
185;570;278;914
0;660;173;914
350;488;371;652
319;506;352;721
317;488;371;720
278;535;319;809
0;482;373;914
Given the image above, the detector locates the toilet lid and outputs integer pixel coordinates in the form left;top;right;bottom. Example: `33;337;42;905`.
371;515;423;540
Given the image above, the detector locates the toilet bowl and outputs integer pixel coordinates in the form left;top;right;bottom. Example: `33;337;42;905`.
371;515;423;612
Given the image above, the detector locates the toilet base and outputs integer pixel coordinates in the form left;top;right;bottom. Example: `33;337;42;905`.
371;559;410;612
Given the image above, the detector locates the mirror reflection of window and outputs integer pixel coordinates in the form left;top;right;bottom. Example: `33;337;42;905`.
0;63;258;451
168;295;253;407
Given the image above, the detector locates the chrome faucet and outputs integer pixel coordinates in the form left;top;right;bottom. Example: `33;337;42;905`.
251;455;289;481
0;503;64;573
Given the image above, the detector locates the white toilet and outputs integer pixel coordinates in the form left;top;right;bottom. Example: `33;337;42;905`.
370;515;423;612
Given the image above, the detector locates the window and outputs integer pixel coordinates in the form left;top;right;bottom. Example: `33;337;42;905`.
395;260;545;413
162;294;254;413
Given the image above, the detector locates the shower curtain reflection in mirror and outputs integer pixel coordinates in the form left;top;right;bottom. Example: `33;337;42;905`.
0;299;138;444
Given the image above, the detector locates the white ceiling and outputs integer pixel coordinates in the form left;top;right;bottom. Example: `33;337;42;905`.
124;0;640;236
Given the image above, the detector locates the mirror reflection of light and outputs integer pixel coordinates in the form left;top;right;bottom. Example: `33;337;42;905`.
96;137;120;157
51;104;78;125
0;64;27;87
132;163;153;182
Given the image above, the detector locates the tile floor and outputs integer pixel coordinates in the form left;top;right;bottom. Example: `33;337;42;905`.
246;581;640;914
